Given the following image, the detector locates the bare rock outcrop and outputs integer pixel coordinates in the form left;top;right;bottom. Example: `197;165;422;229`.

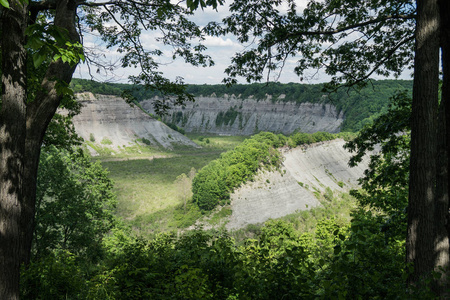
141;95;344;135
71;93;199;149
226;139;370;229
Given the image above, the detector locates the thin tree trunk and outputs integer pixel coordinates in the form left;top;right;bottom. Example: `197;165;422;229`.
21;0;80;266
435;89;449;294
0;2;28;299
407;0;441;289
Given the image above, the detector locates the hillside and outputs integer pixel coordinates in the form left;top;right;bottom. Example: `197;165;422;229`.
70;92;199;152
226;139;372;229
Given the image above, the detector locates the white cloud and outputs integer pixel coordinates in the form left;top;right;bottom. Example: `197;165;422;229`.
203;36;238;47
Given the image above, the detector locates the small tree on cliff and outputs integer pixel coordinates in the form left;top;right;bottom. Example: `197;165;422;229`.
0;0;223;298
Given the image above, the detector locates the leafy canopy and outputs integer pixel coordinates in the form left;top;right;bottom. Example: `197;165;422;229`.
205;0;415;88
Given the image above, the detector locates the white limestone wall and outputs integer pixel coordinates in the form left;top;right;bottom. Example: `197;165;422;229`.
141;96;344;135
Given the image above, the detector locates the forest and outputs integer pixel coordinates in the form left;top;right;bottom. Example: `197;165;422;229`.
0;0;448;299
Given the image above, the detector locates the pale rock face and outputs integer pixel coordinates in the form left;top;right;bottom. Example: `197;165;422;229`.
226;139;371;229
141;96;344;135
70;93;199;149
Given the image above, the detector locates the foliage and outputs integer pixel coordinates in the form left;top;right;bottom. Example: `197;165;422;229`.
316;209;408;299
25;22;85;69
21;250;88;300
345;91;411;215
208;0;415;89
1;0;227;297
101;137;113;145
165;122;186;135
21;212;416;299
22;93;419;299
20;103;424;299
34;146;117;259
215;107;239;127
206;0;446;292
192;132;286;211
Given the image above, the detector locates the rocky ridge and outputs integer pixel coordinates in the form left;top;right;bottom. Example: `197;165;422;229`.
141;95;344;135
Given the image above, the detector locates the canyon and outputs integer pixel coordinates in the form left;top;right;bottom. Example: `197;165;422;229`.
70;93;370;229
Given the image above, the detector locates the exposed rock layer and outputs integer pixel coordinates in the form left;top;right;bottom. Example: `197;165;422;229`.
226;139;370;229
71;93;199;149
141;96;344;135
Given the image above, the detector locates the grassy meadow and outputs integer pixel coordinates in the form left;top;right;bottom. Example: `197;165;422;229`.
97;134;248;235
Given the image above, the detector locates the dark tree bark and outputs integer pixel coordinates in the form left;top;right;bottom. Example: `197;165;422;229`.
0;2;29;299
437;0;450;293
407;0;441;288
21;0;80;267
0;1;80;298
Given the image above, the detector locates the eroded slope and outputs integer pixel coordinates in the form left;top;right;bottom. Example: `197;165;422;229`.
71;93;199;150
227;139;371;229
141;96;344;135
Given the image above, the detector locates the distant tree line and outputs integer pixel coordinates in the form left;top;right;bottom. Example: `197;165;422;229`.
70;78;412;132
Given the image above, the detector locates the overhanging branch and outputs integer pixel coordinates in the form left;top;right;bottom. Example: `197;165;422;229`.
284;14;415;39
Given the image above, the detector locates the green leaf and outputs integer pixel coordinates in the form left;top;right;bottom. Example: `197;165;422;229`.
0;0;9;8
26;37;43;50
32;50;47;68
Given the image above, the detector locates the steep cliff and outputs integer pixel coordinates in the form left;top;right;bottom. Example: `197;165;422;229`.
226;139;371;229
141;95;344;135
71;93;199;150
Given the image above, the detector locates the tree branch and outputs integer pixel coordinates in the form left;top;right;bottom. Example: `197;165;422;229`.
76;0;162;8
284;14;415;39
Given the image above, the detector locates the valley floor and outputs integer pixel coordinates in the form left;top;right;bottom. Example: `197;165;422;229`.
96;135;368;236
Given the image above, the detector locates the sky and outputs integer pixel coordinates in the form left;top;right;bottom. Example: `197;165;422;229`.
73;1;412;85
73;1;322;85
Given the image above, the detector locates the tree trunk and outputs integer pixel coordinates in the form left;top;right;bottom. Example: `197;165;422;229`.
437;0;450;293
406;0;441;290
21;0;80;265
435;83;449;294
0;2;29;299
0;1;80;298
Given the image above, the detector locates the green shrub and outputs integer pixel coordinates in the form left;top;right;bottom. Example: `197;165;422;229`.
21;251;86;300
101;137;113;145
192;132;283;211
141;137;152;145
166;122;186;135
